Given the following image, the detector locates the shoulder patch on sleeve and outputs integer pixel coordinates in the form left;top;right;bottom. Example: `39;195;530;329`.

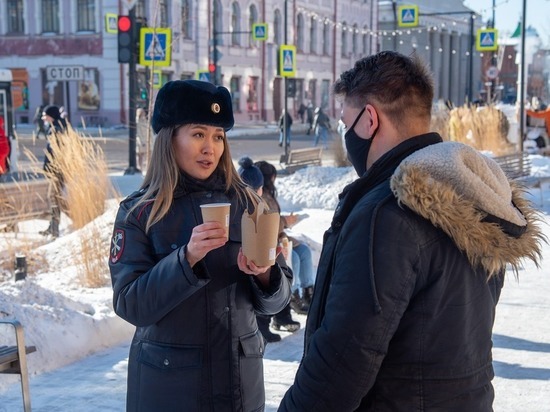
110;229;125;264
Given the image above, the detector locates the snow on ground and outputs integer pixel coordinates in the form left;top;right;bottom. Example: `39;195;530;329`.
1;158;549;411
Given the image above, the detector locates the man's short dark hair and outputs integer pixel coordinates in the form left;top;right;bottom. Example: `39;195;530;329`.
333;51;434;124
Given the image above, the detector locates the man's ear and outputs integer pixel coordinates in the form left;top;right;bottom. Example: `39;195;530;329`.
365;104;379;134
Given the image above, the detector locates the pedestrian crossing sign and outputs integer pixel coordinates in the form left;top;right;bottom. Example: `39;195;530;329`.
398;5;419;27
139;28;172;67
252;23;268;41
476;29;498;51
196;70;211;82
279;45;296;78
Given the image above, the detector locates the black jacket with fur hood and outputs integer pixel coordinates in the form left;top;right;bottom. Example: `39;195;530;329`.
279;133;544;411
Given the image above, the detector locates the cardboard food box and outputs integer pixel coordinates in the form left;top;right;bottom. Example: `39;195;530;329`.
241;201;280;266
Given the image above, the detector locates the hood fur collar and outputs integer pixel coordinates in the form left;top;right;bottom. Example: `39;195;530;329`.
391;141;546;277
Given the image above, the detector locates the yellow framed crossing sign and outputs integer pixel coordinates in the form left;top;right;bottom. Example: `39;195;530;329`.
139;28;172;67
252;23;268;41
398;5;419;27
476;29;498;51
278;45;296;77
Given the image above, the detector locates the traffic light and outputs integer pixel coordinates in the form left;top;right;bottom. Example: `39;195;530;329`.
286;78;296;97
117;15;133;64
208;63;216;73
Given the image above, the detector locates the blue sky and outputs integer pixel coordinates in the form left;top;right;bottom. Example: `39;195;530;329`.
464;0;550;43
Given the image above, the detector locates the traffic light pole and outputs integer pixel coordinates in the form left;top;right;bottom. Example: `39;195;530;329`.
283;0;289;158
124;6;139;175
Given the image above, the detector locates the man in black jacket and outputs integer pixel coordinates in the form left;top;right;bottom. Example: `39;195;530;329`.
279;51;545;411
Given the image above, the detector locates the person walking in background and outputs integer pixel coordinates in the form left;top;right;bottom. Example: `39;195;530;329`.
40;104;68;238
238;156;300;343
298;101;307;123
255;160;315;318
306;101;314;135
33;104;47;139
312;106;331;149
109;80;292;411
278;109;293;147
279;51;545;411
135;107;152;171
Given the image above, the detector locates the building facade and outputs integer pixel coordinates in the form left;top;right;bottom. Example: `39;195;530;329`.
378;0;482;106
0;0;378;127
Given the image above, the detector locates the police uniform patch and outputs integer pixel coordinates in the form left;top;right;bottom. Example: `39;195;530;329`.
110;229;125;264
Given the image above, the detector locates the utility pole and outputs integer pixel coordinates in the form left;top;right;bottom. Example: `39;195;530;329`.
124;5;139;175
519;0;527;152
283;0;289;157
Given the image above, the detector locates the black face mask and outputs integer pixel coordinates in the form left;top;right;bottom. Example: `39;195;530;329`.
344;107;378;176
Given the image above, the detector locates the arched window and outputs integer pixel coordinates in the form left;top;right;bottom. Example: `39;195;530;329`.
297;13;304;52
323;19;330;56
181;0;192;39
231;2;241;46
248;4;258;47
309;17;317;54
274;9;282;45
341;23;348;57
214;0;223;45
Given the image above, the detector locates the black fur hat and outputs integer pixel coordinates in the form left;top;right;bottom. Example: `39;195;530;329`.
151;80;234;133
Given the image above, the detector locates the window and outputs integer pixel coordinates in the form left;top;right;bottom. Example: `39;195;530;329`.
7;0;24;34
341;23;348;57
309;17;317;54
247;76;259;112
214;0;223;45
231;2;241;46
135;0;146;19
42;0;60;33
323;19;330;55
77;0;95;32
230;76;241;112
297;13;304;52
181;0;192;39
274;9;281;45
159;0;168;27
248;5;258;47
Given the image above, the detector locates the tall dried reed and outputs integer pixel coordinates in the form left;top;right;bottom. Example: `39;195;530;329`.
447;104;514;155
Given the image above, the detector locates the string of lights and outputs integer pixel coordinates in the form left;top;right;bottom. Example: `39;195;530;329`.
293;6;518;60
295;6;478;36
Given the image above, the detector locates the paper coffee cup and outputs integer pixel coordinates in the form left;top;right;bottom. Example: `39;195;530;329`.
200;203;231;240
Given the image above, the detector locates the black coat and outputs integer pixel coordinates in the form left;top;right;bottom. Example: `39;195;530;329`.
279;134;511;411
110;183;292;412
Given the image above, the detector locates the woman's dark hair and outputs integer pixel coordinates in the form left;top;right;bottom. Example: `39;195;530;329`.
254;160;278;198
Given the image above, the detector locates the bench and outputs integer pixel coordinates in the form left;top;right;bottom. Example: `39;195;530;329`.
1;320;36;412
493;152;532;180
279;147;323;174
0;172;52;231
493;151;550;205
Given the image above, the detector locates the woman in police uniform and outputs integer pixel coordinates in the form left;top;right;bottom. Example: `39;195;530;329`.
109;80;292;411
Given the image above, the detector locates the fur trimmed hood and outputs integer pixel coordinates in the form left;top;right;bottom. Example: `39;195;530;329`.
391;141;546;277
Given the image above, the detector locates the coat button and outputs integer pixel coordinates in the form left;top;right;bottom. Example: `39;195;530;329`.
206;192;212;198
223;306;229;312
164;358;169;366
171;244;178;249
259;347;263;354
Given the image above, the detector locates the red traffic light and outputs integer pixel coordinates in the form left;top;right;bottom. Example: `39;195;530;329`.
208;63;216;73
118;15;131;32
